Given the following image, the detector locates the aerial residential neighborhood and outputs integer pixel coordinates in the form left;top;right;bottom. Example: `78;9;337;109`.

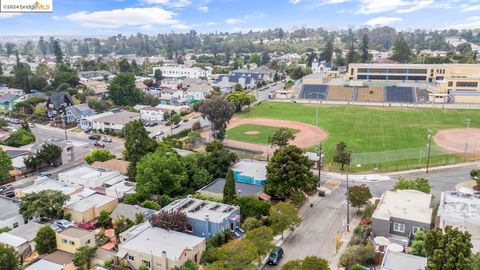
1;1;480;270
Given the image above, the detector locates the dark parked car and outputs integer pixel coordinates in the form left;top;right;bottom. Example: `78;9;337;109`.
88;135;101;140
267;246;284;265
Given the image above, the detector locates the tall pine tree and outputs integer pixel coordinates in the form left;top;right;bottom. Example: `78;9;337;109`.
390;35;412;63
360;34;369;63
223;169;236;204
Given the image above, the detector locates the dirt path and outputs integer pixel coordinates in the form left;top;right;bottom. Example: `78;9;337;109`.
222;118;329;156
434;128;480;154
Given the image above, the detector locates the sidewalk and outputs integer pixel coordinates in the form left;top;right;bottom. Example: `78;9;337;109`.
328;216;361;270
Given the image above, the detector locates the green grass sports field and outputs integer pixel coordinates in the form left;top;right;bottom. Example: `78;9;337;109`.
235;102;480;171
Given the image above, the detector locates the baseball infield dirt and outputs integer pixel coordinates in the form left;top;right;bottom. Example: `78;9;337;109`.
433;128;480;154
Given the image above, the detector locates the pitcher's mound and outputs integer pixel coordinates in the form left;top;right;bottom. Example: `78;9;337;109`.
434;128;480;153
245;131;261;135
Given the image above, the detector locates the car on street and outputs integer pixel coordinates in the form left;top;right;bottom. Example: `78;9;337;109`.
9;118;21;124
267;246;284;265
39;172;52;178
172;123;181;129
53;219;74;229
0;185;14;198
89;135;101;140
94;141;105;148
102;136;112;143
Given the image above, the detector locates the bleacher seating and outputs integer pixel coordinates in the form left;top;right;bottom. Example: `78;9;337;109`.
298;84;328;100
416;89;429;103
385;86;415;103
356;86;385;102
326;86;353;101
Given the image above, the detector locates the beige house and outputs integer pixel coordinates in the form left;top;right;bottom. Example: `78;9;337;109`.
63;193;118;223
116;226;205;270
56;227;95;254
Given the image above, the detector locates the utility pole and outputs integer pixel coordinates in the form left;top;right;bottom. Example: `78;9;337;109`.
61;113;68;140
464;119;472;156
346;171;350;232
318;144;323;188
426;129;432;173
170;111;173;136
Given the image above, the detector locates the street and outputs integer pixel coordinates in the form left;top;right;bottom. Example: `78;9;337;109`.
264;162;479;268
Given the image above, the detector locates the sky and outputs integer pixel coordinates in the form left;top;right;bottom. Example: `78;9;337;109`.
1;0;480;36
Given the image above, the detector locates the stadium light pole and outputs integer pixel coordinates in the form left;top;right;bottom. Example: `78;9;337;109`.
426;129;433;173
309;91;322;187
346;170;350;232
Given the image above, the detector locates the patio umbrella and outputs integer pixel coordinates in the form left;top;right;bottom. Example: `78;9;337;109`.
374;236;390;246
387;243;404;252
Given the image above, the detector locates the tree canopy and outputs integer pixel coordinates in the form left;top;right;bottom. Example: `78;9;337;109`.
390;35;412;63
0;149;12;182
269;202;300;237
282;256;330;270
73;246;97;270
199;95;235;141
425;226;473;270
0;244;19;270
19;190;69;220
108;72;144;106
84;149;116;165
333;141;351;171
123;120;157;176
268;128;296;149
34;225;57;254
393;178;431;194
149;210;188;232
223;169;236;204
348;185;372;211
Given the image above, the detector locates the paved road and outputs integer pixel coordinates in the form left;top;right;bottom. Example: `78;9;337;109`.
264;163;479;268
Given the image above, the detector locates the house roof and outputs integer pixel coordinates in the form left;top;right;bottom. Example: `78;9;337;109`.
0;197;21;222
118;226;205;259
110;203;155;221
9;222;43;241
0;93;19;103
40;250;75;266
373;189;432;224
58;227;93;238
25;259;63;270
92;111;140;125
17;177;81;196
381;250;427;270
91;160;130;175
0;145;30;158
198;178;263;197
48;92;74;110
0;232;28;247
232;159;267;181
64;193;117;212
66;104;95;118
162;197;239;223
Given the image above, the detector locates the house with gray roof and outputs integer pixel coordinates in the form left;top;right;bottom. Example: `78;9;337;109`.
65;103;95;123
381;250;427;270
110;203;155;222
0;93;20;111
232;159;267;186
46;92;74;119
161;197;241;239
197;178;264;200
0;197;24;229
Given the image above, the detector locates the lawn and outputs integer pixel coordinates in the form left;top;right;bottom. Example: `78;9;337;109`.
226;124;299;145
237;102;480;172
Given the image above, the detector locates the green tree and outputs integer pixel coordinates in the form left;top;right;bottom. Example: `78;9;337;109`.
97;210;111;228
411;229;427;257
53;64;79;88
265;145;316;198
346;42;358;66
339;243;375;267
172;113;181;124
138;263;149;270
0;149;12;182
19;190;69;220
268;128;296;149
223;169;236;204
282;256;330;270
174;259;198;270
12;61;32;91
269;202;300;237
154;69;163;82
108;72;144;106
0;244;20;270
333;141;351;171
390;35;412;63
216;239;259;270
135;212;144;224
425;226;473;270
245;226;274;256
199;95;235;141
135;147;187;199
249;53;262;66
73;246;97;270
141;200;161;210
320;38;334;63
118;59;132;73
473;252;480;270
5;128;35;147
84;149;116;165
113;215;134;238
52;40;63;64
0;227;11;233
197;141;237;179
233;196;271;219
123;120;157;177
360;34;370;63
393;178;431;193
242;217;263;231
348;185;372;212
227;91;255;112
34;225;56;254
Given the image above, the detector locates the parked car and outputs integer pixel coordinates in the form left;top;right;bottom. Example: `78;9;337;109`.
94;141;105;148
155;131;164;137
172;123;181;129
0;185;14;198
28;122;35;128
267;247;284;265
9;118;21;124
39;172;51;178
53;219;74;229
102;136;112;143
89;135;101;140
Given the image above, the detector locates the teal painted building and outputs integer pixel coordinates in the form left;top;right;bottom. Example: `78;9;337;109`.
232;159;267;186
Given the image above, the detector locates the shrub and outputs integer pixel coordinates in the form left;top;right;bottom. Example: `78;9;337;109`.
291;191;306;206
318;190;326;197
122;194;138;205
339;243;375;267
362;204;375;219
242;217;263;231
141;200;161;210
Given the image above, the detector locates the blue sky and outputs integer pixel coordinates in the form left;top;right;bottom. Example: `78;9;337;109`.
1;0;480;35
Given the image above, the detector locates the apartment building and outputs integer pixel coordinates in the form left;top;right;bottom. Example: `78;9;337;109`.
153;66;211;79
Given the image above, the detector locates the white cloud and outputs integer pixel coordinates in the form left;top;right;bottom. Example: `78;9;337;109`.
356;0;436;14
462;4;480;11
0;13;21;19
198;6;209;12
397;0;434;13
171;23;191;29
363;16;403;26
140;0;192;8
206;21;216;26
290;0;302;4
232;27;267;32
225;18;246;25
65;7;178;28
450;16;480;29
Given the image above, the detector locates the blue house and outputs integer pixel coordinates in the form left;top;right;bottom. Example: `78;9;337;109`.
232;159;267;186
161;197;241;239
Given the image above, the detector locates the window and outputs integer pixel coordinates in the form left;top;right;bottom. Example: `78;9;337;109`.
69;240;75;245
85;239;91;245
128;255;134;261
142;260;151;268
456;81;478;87
186;224;193;233
62;239;68;244
393;223;405;233
12;222;18;228
448;82;453;87
413;226;422;234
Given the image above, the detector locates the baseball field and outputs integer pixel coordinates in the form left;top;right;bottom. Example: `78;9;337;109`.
230;101;480;172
